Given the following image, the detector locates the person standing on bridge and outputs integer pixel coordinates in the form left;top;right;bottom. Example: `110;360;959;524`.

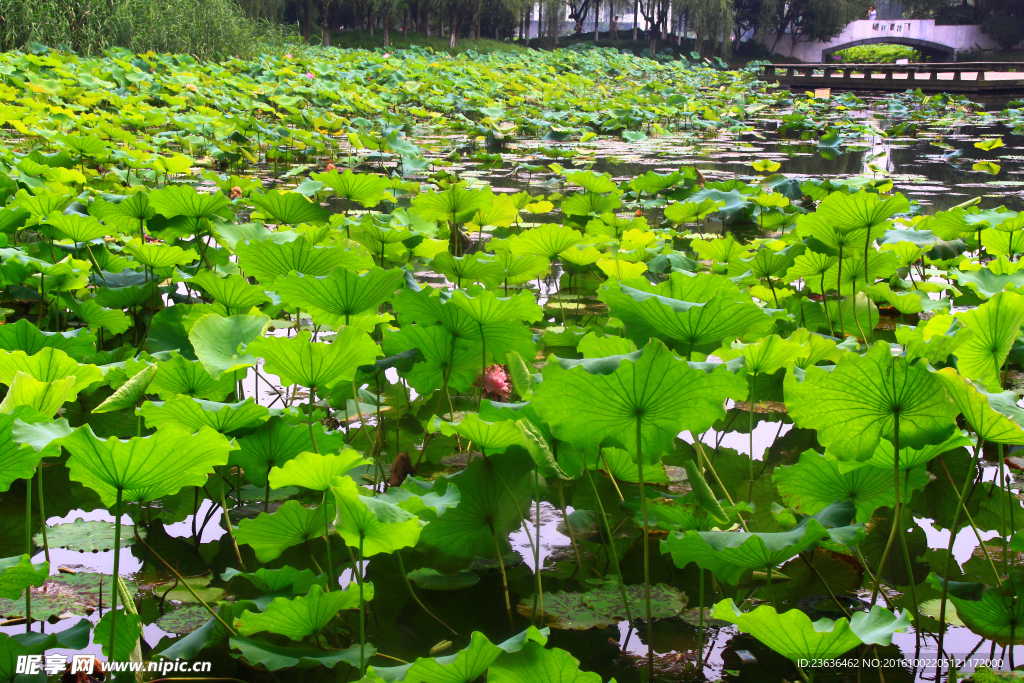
868;6;877;19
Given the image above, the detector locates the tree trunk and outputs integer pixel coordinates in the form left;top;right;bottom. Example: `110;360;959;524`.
369;10;374;36
301;0;312;42
449;7;459;48
594;0;599;40
424;4;430;35
403;9;408;37
383;16;390;46
318;0;331;47
632;0;638;40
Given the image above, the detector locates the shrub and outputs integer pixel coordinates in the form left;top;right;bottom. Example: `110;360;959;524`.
833;44;922;63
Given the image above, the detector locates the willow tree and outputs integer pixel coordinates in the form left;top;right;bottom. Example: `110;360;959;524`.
677;0;734;55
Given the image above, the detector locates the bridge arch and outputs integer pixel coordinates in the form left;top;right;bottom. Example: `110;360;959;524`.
822;36;956;61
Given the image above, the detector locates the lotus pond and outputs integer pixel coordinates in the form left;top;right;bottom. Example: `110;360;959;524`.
3;42;1024;683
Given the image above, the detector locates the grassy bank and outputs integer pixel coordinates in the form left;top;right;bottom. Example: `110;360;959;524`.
326;29;528;55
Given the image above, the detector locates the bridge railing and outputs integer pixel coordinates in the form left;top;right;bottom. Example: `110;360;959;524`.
761;62;1024;82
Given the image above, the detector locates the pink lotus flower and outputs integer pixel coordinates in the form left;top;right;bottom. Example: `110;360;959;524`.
305;72;314;79
285;53;292;58
477;364;511;401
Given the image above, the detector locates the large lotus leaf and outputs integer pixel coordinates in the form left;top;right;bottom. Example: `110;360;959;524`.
274;266;404;327
251;190;329;226
600;283;781;356
664;198;721;224
562;192;622;217
330;475;423;555
139;397;270;434
312;169;390;207
955;267;1024;300
222;566;322;598
89;192;156;232
45;211;111;242
0;373;76;416
784;341;959;462
774;450;927;523
235;500;329;562
954;291;1024;391
436;414;525;454
532;340;746;463
431;253;505;289
62;296;132;335
412;185;492;224
0;319;95;361
150;184;231;219
157;606;212;635
234;583;365;640
92;363;157;413
95;608;143;661
370;628;548;683
61;423;231;506
495;252;550;286
249;328;380;391
188;313;269;380
713;600;909;662
814;191;910;235
0;555;47;600
0;410;61;491
508;224;585;259
235;236;371;284
232;417;347;487
269;450;370;491
950;573;1024;645
740;334;809;375
382;324;482;394
417;450;533;571
488;641;600;683
662;518;831;584
393;287;538;363
149;353;236;401
0;347;102;396
156;600;256;661
230;636;371;671
189;270;271;313
934;368;1024;443
123;239;199;269
375;476;462;516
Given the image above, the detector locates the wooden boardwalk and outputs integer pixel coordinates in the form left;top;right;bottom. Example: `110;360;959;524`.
757;62;1024;94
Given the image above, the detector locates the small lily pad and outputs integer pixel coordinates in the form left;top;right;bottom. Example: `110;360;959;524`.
518;583;687;630
157;605;216;634
34;518;146;553
0;572;138;619
406;568;480;591
163;574;224;604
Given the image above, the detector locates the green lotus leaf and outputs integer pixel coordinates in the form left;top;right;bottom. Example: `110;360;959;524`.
235;500;329;562
330;475;423;555
249;328;380;392
0;347;102;396
13;188;74;222
268;450;370;491
600;281;782;357
188;269;271;313
61;422;231;506
412;185;492;224
232;417;347;487
251;190;330;226
312;169;390;207
664;198;721;224
222;566;322;598
234;583;366;640
61;296;133;335
955;266;1024;300
430;253;505;289
375;476;462;516
0;373;76;416
274;266;404;327
95;608;142;661
812;190;910;236
0;319;95;361
149;184;231;220
775;450;928;523
188;313;269;380
34;517;145;552
713;599;909;662
950;572;1024;645
230;636;371;671
954;291;1024;391
532;340;746;462
150;353;237;401
0;555;48;600
157;606;212;635
45;211;111;243
784;341;959;462
844;432;973;473
663;517;832;584
488;641;600;683
508;224;585;259
934;368;1024;444
382;324;481;394
139;396;270;434
235;235;371;285
562;191;622;217
93;363;157;413
405;568;479;591
567;170;617;194
524;582;686;631
494;252;550;286
123;239;199;269
417;450;533;571
436;414;525;454
156;600;256;661
740;334;809;375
